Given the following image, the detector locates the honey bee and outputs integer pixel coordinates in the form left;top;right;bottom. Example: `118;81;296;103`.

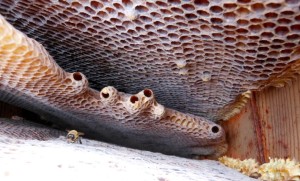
66;130;84;144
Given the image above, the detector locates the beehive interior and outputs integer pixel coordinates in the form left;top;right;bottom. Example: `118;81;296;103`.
0;0;300;158
1;0;299;120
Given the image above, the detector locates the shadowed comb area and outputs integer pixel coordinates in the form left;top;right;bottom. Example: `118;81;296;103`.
0;0;299;121
0;15;227;157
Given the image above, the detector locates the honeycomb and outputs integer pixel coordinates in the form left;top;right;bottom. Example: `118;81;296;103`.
0;118;63;141
0;14;227;157
219;156;300;181
0;0;298;121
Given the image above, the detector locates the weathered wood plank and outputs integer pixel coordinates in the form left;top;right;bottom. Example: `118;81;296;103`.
255;77;300;160
221;101;261;162
224;76;300;162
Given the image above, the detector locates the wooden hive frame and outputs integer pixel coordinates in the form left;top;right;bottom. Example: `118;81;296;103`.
223;76;300;163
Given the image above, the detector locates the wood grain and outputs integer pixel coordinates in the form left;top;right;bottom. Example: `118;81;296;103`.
255;77;300;160
224;76;300;162
222;101;262;162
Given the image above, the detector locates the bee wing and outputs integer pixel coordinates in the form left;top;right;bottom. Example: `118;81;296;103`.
78;132;85;136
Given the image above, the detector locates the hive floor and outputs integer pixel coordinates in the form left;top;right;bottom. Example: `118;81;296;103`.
0;118;254;181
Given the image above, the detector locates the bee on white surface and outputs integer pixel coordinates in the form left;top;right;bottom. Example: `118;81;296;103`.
66;130;84;144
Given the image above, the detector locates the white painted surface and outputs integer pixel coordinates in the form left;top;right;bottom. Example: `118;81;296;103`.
0;136;255;181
